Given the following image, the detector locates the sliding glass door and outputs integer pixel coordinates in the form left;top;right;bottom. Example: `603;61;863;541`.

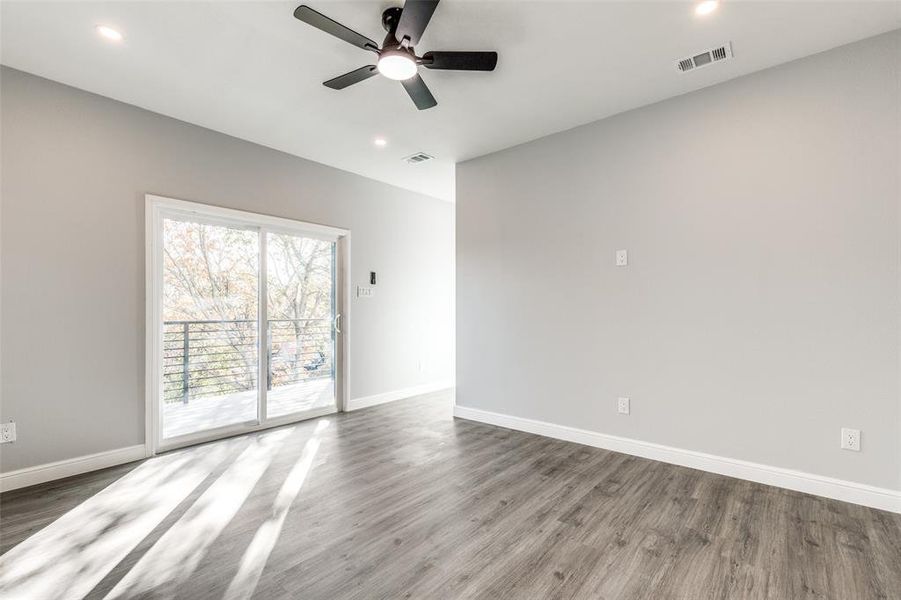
149;196;347;452
265;231;337;419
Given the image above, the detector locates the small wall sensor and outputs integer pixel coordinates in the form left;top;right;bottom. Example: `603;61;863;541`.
370;271;377;285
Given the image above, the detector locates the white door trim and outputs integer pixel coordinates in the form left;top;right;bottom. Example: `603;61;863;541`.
145;195;348;240
145;194;350;456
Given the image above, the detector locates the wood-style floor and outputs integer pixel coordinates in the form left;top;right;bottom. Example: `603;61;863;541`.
2;391;899;599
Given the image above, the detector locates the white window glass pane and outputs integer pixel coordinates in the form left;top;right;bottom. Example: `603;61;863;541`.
161;218;259;438
266;232;335;418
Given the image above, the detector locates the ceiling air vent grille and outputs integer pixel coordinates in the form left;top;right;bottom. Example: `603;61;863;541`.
677;58;695;72
676;42;733;73
404;152;434;164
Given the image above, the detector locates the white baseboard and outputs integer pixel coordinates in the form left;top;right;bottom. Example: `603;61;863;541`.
453;405;901;514
0;445;147;493
347;381;454;411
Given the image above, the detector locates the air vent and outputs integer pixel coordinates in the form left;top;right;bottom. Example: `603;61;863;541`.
677;58;694;72
404;152;434;164
676;42;733;73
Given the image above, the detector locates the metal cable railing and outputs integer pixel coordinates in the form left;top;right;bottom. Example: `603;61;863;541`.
163;318;333;404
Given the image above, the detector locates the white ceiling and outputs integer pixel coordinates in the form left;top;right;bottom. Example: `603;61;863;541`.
2;2;899;202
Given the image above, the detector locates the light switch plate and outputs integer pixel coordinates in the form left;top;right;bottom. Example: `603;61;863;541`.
616;250;628;267
356;286;374;298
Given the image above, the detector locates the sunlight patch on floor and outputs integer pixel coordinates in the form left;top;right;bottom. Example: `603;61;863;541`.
103;428;294;599
223;419;330;600
0;443;233;600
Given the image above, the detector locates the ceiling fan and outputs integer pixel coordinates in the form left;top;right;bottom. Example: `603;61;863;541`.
293;1;498;110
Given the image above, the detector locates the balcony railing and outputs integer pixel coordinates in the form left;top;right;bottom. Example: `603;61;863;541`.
163;318;334;404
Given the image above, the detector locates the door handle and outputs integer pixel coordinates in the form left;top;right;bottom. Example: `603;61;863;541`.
334;313;342;334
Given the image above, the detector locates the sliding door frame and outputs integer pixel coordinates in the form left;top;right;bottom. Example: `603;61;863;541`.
144;194;350;456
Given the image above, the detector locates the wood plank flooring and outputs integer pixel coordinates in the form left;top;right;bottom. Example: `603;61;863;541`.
1;391;899;599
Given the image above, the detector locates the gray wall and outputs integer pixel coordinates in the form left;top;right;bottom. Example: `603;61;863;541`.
0;67;454;472
457;31;900;490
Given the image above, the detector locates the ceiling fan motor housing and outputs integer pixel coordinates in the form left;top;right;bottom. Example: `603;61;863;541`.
380;45;416;62
382;31;415;54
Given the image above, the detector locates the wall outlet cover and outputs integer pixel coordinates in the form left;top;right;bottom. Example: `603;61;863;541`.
616;250;628;267
617;397;630;415
0;421;16;444
840;428;860;451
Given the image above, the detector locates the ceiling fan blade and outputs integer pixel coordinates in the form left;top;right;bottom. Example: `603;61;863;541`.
395;0;439;47
422;51;498;71
323;66;378;90
294;5;378;52
401;74;437;110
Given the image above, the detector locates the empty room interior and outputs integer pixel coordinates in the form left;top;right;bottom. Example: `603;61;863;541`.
1;1;900;598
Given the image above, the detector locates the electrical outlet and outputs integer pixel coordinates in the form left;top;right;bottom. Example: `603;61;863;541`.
840;428;860;451
0;421;16;444
617;397;630;415
615;249;628;267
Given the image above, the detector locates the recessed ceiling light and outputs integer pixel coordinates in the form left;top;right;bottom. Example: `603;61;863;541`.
373;138;388;148
95;25;124;42
695;1;718;16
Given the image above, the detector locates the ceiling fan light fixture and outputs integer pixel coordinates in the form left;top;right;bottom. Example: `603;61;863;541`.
377;51;417;81
293;3;498;110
